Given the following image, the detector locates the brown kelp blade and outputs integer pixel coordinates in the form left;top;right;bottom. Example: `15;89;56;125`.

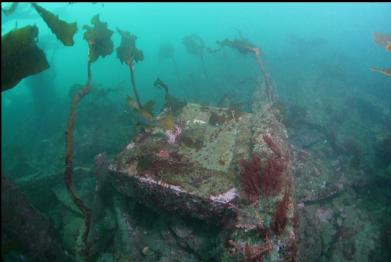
1;25;49;92
83;15;114;63
371;67;391;78
31;3;77;46
116;27;144;64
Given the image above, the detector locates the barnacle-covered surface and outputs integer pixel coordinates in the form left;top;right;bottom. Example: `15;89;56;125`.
109;85;299;261
109;103;253;224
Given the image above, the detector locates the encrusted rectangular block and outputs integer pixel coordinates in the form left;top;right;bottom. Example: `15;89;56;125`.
109;103;252;224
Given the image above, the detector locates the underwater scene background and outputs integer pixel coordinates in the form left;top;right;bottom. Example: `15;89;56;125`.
1;2;391;261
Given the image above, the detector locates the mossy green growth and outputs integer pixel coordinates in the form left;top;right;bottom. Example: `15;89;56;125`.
116;28;144;64
83;14;114;63
1;25;49;92
32;3;77;46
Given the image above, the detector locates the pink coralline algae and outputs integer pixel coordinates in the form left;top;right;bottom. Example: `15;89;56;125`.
165;125;182;144
157;149;170;159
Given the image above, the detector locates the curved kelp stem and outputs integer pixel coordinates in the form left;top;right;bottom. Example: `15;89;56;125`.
182;34;208;79
87;60;92;86
200;54;209;79
64;62;92;260
253;48;274;103
216;36;275;103
64;14;113;260
116;28;144;109
172;57;180;82
128;60;143;109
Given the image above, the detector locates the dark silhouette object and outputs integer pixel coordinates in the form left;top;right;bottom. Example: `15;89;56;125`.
1;173;69;261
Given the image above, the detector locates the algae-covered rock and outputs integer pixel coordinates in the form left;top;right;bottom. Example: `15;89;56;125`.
1;25;49;92
83;14;114;63
32;3;77;46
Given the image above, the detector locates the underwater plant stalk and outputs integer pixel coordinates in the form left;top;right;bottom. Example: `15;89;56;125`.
87;60;92;86
64;61;93;259
253;48;274;103
172;57;180;82
128;61;143;109
200;54;209;79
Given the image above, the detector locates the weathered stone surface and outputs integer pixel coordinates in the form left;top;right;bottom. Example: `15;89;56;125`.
109;103;252;224
109;90;299;261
